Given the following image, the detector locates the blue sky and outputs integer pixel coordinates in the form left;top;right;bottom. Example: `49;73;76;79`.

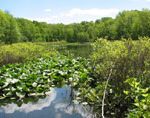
0;0;150;24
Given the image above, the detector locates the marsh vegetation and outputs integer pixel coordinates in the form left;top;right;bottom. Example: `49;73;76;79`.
0;9;150;118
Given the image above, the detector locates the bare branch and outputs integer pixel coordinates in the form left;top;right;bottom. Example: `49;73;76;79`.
102;68;113;118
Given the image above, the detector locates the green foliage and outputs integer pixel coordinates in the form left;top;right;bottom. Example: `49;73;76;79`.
0;56;91;106
17;18;37;42
88;38;150;117
64;27;75;42
0;10;8;42
5;16;21;44
0;43;56;65
124;78;150;118
0;10;20;44
76;32;90;43
1;9;150;43
115;10;141;39
0;38;149;117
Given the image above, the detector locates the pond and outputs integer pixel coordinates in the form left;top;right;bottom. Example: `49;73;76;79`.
0;43;94;118
51;43;92;58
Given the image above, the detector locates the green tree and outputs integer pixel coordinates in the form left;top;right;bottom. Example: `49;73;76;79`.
139;9;150;37
76;32;90;42
64;27;75;42
1;12;21;44
0;10;9;43
115;10;141;39
17;18;36;42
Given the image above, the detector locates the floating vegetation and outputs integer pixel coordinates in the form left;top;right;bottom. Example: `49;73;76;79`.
0;55;92;107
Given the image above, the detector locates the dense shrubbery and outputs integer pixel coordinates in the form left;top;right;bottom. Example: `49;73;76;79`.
0;43;56;65
96;38;149;117
74;38;150;117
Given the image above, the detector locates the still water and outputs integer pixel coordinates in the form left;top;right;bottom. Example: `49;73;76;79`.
53;43;92;58
0;43;93;118
0;87;93;118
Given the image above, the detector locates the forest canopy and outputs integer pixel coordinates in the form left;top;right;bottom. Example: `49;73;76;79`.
1;9;150;44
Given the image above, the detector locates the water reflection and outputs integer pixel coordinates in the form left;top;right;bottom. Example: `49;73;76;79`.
61;43;92;58
51;43;92;58
0;87;93;118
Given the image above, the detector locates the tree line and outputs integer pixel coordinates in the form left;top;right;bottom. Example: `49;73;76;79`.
0;9;150;44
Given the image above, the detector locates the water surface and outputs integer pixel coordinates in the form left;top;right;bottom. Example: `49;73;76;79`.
51;43;92;58
0;87;93;118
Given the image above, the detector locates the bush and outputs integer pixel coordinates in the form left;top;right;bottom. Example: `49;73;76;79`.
0;43;57;65
86;38;150;117
124;78;150;118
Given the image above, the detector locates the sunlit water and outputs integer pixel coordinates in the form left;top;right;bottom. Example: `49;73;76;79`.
0;87;93;118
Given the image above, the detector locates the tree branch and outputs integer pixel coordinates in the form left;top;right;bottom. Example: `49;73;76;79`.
102;68;113;118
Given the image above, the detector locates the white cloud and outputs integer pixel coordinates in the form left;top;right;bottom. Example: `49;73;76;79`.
62;8;119;17
28;8;120;24
44;9;52;12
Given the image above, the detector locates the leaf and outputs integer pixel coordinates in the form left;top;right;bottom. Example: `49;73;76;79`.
32;82;37;87
16;92;25;98
124;90;129;95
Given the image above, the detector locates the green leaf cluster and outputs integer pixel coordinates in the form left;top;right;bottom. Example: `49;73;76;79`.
88;38;150;117
124;78;150;118
0;56;91;106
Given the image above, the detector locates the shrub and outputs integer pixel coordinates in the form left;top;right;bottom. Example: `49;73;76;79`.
87;38;150;117
0;43;57;65
124;78;150;118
